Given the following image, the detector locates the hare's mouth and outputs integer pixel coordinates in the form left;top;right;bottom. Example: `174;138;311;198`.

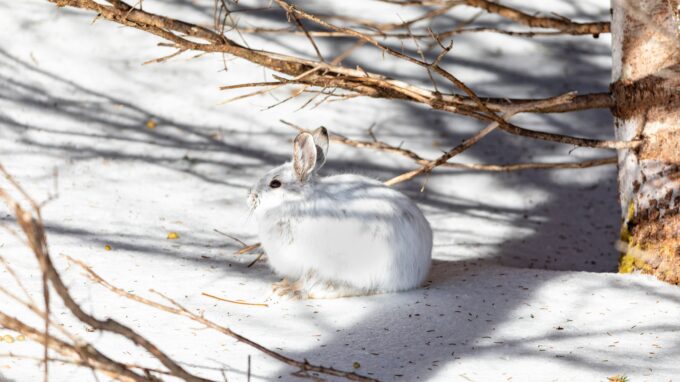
247;192;259;210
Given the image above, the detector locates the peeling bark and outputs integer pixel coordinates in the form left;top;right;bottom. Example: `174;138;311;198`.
612;0;680;283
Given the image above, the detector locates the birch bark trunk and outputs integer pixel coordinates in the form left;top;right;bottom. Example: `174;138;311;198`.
611;0;680;282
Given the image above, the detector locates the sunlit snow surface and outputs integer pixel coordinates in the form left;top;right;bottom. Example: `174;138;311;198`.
1;1;679;381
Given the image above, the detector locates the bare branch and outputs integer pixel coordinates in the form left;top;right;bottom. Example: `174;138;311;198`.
461;0;609;35
281;120;617;173
382;0;610;36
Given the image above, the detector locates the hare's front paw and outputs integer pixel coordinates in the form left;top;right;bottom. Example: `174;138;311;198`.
307;282;364;299
270;278;304;301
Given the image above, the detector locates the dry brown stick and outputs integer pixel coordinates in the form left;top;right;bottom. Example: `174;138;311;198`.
457;157;617;171
219;81;291;90
40;238;50;382
455;92;613;114
69;258;379;382
434;26;563;38
246;252;265;267
236;243;262;255
281;120;617;172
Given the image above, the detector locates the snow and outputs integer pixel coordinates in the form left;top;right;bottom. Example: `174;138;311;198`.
1;1;679;381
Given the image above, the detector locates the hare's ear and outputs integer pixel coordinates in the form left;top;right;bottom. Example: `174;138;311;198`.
312;127;329;171
293;132;317;182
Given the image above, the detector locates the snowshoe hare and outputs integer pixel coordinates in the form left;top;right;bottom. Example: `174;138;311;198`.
247;127;432;299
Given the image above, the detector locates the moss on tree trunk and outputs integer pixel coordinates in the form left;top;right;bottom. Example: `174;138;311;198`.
611;0;680;283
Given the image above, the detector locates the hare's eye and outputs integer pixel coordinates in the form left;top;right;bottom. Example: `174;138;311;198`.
269;179;282;189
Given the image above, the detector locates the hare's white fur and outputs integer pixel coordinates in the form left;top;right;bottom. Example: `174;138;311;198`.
248;128;432;299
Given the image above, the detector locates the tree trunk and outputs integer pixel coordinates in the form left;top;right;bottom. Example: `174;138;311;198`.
611;0;680;282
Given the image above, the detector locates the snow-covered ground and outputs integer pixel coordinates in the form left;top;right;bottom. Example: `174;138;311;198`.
1;1;679;381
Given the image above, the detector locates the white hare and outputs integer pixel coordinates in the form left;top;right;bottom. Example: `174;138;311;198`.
247;127;432;299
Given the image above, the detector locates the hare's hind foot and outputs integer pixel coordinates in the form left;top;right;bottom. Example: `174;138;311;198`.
270;278;303;300
270;275;375;300
302;275;369;299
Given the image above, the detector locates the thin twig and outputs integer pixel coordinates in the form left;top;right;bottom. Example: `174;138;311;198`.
287;7;325;62
201;292;268;307
212;229;261;255
246;252;264;267
142;48;187;65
